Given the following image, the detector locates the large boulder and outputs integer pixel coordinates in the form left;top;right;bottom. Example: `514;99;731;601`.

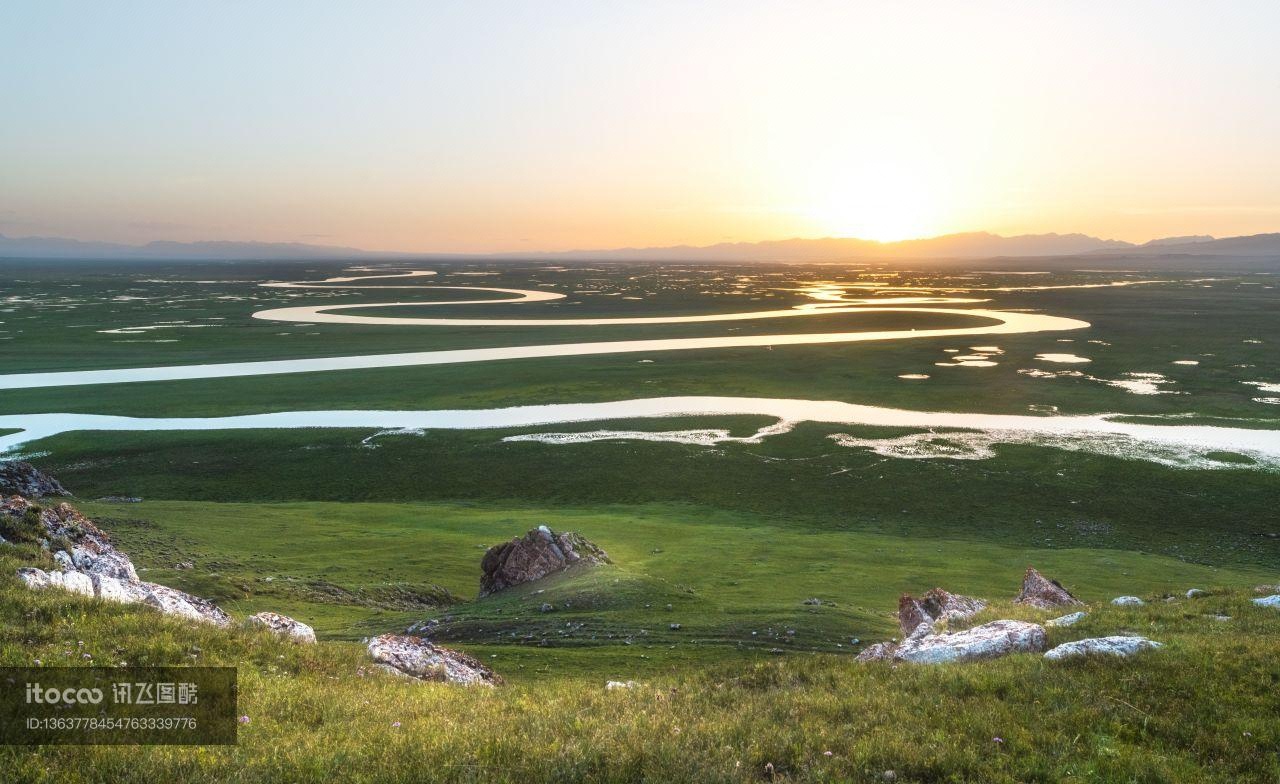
894;620;1047;664
1111;595;1144;606
898;588;987;635
479;525;610;596
367;634;501;686
249;611;316;643
1044;636;1162;660
1013;567;1084;609
0;462;69;498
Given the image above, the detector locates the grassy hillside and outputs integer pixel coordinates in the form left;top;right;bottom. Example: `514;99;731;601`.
3;544;1278;783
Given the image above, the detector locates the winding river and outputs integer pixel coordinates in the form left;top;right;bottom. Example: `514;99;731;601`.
1;270;1276;470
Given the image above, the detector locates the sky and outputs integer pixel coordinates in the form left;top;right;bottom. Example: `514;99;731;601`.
2;1;1279;252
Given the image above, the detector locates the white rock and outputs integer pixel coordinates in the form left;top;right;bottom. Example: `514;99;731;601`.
1044;636;1162;660
16;567;51;589
894;620;1046;664
1185;588;1207;598
367;634;500;686
91;573;149;604
53;550;75;570
48;570;95;597
141;582;232;626
1046;611;1087;627
1111;596;1144;606
1252;595;1280;609
605;680;639;690
249;611;316;643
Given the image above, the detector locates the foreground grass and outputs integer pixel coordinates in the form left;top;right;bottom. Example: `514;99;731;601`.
3;546;1279;782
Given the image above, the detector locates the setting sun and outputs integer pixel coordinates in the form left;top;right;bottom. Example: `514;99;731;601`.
805;159;951;243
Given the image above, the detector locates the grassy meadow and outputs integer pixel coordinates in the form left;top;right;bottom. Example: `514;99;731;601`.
1;257;1278;780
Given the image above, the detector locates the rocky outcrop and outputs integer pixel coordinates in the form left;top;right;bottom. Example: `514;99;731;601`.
367;634;501;686
0;462;69;498
1111;595;1144;606
1046;611;1087;627
894;620;1046;664
2;496;137;580
1252;595;1280;609
1013;567;1084;609
1044;636;1162;660
5;495;230;626
479;525;610;596
249;611;317;643
898;588;987;635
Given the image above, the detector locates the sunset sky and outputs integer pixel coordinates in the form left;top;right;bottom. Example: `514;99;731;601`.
3;1;1279;252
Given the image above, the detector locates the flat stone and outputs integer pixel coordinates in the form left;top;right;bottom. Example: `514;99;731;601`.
1044;636;1162;660
1110;596;1145;606
1046;611;1087;627
894;620;1046;664
367;634;501;686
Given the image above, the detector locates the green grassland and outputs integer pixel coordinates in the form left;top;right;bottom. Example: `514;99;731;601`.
3;543;1278;783
2;258;1279;780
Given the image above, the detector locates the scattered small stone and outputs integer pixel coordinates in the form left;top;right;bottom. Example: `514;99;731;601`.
669;623;681;630
1111;596;1145;606
1185;588;1207;598
539;603;555;613
605;680;638;690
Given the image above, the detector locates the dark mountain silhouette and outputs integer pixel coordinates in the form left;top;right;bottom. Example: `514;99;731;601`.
3;230;1279;262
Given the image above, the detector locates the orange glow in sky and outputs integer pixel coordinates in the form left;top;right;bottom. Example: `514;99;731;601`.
3;2;1279;252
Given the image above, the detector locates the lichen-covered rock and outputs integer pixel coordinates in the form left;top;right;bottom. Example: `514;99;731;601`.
898;588;987;635
1046;611;1087;627
1013;567;1084;609
1044;636;1162;660
1;496;137;580
894;620;1046;664
1111;595;1144;606
1252;594;1280;609
367;634;501;686
17;567;94;597
0;462;69;498
479;525;610;596
249;611;316;643
141;583;232;626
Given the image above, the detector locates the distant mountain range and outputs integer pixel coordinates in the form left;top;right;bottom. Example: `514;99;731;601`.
2;230;1279;262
